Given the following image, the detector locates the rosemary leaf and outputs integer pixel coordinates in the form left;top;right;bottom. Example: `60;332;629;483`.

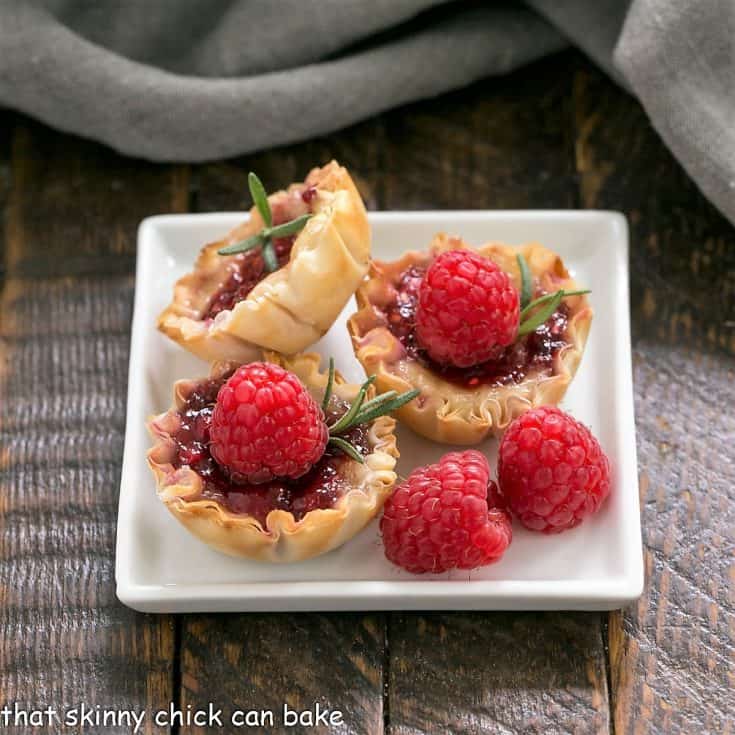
519;288;590;321
518;291;563;336
328;436;365;463
267;214;312;239
262;240;278;272
520;291;555;320
559;288;590;298
217;234;264;256
358;390;398;414
516;253;533;309
248;172;272;227
321;357;335;412
329;376;376;434
351;388;420;427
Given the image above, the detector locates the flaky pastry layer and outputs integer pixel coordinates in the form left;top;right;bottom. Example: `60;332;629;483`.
147;352;398;562
347;234;592;444
158;161;370;362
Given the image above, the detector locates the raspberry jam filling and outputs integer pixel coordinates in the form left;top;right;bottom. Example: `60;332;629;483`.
169;373;368;526
383;264;571;387
202;186;316;320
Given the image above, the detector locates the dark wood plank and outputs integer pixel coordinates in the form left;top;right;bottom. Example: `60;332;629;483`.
574;64;735;734
0;112;10;283
193;116;386;213
389;612;609;734
0;118;186;733
381;53;610;735
382;54;578;211
180;131;389;735
180;613;385;733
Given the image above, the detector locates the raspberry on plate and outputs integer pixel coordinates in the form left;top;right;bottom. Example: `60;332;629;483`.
497;406;611;533
415;249;520;368
380;450;512;574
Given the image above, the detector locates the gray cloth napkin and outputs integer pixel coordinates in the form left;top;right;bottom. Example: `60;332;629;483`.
1;0;733;226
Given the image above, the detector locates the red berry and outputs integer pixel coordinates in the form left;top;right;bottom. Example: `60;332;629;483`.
381;450;512;574
415;250;520;368
497;407;611;533
210;362;328;484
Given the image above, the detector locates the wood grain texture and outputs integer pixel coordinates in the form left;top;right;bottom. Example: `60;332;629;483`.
389;613;609;735
0;113;10;284
382;54;578;211
574;64;735;735
0;119;185;734
180;614;385;734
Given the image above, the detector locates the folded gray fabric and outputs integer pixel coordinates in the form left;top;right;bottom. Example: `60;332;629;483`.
0;0;732;227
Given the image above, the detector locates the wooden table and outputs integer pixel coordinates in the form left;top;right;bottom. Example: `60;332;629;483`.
1;51;732;734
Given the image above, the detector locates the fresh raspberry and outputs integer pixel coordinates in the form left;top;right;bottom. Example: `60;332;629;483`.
497;407;611;533
210;362;328;484
381;450;512;574
415;250;520;368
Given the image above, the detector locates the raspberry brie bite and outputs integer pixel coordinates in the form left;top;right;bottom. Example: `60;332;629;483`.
348;234;592;444
158;161;370;363
147;353;417;562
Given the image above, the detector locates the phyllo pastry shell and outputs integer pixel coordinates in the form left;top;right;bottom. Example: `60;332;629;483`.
158;161;370;363
348;234;592;445
147;352;398;562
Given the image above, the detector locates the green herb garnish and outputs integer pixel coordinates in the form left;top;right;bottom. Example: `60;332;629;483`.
217;172;312;271
516;253;533;309
514;254;590;336
321;364;419;463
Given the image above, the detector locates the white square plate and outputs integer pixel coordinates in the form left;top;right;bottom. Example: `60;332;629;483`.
116;211;642;612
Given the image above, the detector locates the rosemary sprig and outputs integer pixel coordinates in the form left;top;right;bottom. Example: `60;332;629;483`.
216;172;312;270
515;254;590;336
518;291;564;336
519;288;589;321
350;388;420;427
358;390;398;414
262;241;278;272
516;253;533;309
328;376;376;434
268;214;312;238
322;368;419;463
249;171;271;227
321;358;335;411
218;233;264;256
328;436;366;464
